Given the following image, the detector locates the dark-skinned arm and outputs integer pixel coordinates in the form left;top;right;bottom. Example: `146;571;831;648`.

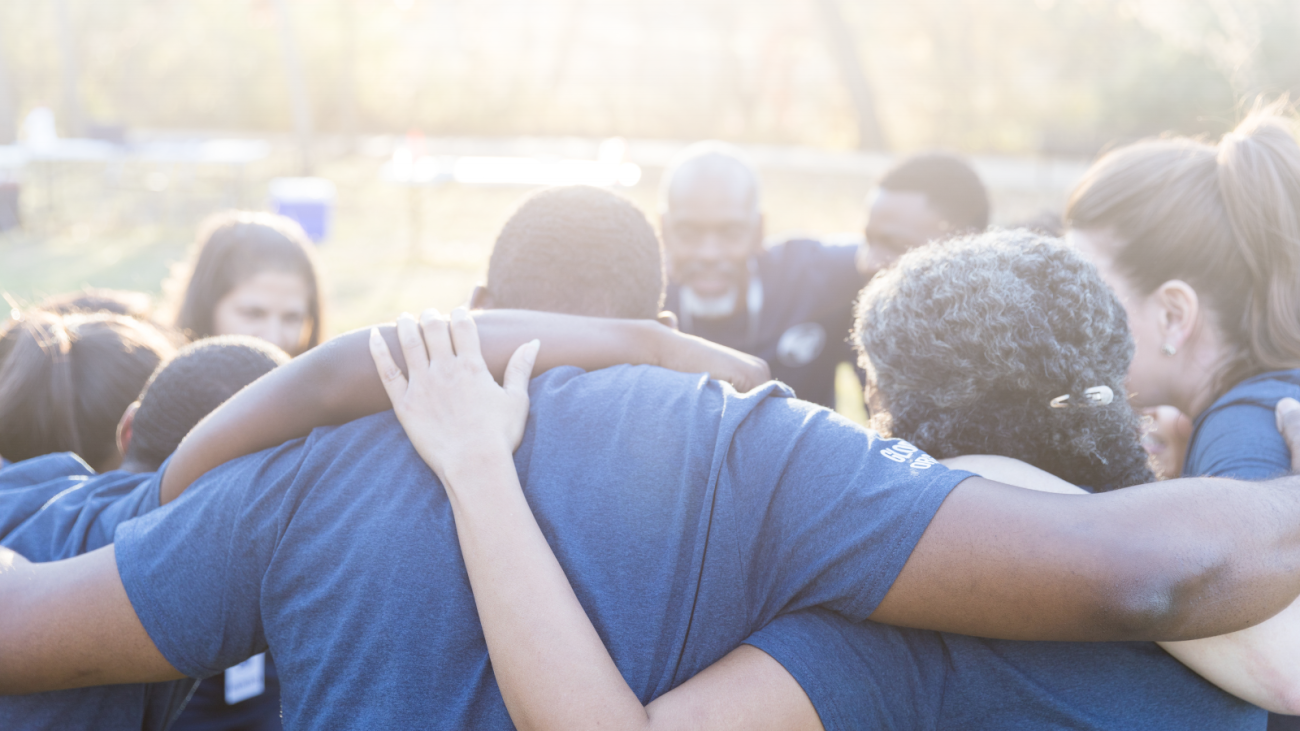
160;309;769;503
7;477;1300;694
871;474;1300;642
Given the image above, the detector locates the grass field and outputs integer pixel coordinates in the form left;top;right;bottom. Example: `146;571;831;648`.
0;137;1086;420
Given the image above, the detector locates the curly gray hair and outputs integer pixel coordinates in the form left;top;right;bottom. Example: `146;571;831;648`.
854;229;1154;490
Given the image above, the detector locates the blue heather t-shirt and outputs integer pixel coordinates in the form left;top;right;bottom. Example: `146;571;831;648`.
114;365;970;730
0;453;197;731
1183;369;1300;731
665;239;863;409
1185;369;1300;481
747;609;1263;730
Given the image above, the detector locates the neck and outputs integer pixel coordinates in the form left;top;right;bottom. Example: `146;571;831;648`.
1173;332;1235;420
117;456;152;474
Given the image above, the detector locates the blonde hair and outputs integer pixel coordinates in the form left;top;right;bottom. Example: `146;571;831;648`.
1065;103;1300;393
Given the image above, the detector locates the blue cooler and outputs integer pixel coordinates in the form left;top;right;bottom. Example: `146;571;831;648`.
269;177;336;243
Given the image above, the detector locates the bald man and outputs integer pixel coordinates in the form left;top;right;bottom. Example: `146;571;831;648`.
659;145;990;408
659;142;867;408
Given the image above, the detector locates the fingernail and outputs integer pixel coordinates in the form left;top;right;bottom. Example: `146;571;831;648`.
1281;397;1300;413
451;307;469;321
529;339;541;354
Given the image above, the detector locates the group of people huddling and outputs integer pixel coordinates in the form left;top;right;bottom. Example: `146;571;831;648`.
1;105;1300;731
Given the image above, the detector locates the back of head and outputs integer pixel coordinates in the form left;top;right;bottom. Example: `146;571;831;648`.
855;230;1153;489
39;287;156;321
1065;105;1300;389
0;311;176;470
879;152;990;233
485;186;665;319
126;336;289;472
176;210;324;347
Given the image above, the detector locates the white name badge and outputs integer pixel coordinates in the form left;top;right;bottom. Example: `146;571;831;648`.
224;653;266;705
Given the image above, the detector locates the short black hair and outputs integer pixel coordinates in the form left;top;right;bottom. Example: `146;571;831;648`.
879;153;990;232
486;186;665;319
126;336;289;471
39;287;156;321
855;230;1154;491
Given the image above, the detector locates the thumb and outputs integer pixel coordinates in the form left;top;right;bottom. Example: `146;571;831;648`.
1276;396;1300;433
369;328;409;407
503;340;540;398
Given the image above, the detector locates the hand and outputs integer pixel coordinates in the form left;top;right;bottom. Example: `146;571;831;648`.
1141;406;1193;479
659;330;771;392
1275;397;1300;474
369;307;539;486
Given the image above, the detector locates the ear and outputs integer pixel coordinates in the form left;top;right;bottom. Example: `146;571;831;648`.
1151;280;1201;350
469;285;493;310
116;401;140;458
657;310;679;330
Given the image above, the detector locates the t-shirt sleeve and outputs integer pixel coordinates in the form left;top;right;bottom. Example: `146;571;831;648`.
744;609;945;731
724;397;974;623
1186;400;1291;480
114;440;307;679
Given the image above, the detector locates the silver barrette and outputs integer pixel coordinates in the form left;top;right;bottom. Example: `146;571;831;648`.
1050;385;1115;409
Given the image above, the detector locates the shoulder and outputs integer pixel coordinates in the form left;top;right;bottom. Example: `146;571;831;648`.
762;237;859;269
1186;370;1300;480
0;452;94;489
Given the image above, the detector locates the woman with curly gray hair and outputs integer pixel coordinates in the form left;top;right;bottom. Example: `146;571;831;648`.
855;228;1153;491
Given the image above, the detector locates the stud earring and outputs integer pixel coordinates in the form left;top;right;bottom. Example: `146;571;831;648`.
1161;344;1177;356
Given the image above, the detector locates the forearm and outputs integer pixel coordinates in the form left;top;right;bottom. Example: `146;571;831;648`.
162;311;760;504
443;454;651;731
872;475;1300;642
0;547;182;694
1161;595;1300;714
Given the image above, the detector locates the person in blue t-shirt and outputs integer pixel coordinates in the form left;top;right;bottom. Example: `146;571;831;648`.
386;231;1295;730
0;335;289;731
1067;107;1300;730
659;143;988;409
5;187;1300;730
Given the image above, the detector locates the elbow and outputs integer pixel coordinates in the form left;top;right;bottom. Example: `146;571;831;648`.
1093;540;1238;641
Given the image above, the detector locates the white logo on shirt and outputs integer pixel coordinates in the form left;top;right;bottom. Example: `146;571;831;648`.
777;322;827;368
881;440;936;470
225;653;266;705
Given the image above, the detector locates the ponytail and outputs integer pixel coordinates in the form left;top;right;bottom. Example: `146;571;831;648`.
1065;103;1300;392
1214;109;1300;379
0;311;176;470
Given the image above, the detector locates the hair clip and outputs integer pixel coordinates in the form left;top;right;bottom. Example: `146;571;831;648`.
1050;385;1115;409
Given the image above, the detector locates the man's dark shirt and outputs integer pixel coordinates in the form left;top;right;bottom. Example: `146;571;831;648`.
664;238;863;408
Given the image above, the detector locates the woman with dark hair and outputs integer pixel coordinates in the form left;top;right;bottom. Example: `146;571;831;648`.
0;310;176;472
367;231;1298;730
170;212;315;731
175;211;324;357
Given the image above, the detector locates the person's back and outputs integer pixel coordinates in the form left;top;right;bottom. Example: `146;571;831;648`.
0;336;288;731
114;361;961;729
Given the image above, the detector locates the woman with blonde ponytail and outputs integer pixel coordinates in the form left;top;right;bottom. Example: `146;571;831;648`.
1066;104;1300;730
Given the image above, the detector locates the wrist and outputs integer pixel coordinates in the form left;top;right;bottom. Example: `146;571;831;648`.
643;320;677;370
437;444;518;490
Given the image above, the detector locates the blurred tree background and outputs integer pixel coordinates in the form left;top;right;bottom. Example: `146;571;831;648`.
1;0;1297;154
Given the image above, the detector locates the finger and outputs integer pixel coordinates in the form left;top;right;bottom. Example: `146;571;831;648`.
396;313;429;371
369;328;408;405
420;308;453;364
503;340;540;398
448;307;484;365
1275;398;1300;473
